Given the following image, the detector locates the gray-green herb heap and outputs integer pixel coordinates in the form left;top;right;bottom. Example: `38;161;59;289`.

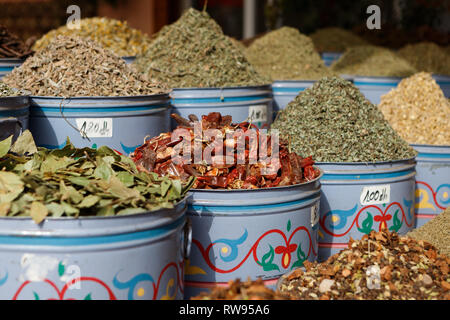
0;81;19;97
310;27;368;53
331;45;417;77
398;42;450;76
0;132;194;223
245;27;335;81
271;77;416;162
134;8;267;88
3;35;167;97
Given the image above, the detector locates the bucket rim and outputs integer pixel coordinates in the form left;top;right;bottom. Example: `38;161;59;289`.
28;92;171;100
316;156;416;166
171;84;272;91
411;143;450;149
0;57;25;63
272;79;318;84
189;166;323;192
0;197;189;222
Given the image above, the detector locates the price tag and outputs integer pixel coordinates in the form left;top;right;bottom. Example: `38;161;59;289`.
248;105;268;123
76;118;113;138
360;184;390;205
311;203;320;227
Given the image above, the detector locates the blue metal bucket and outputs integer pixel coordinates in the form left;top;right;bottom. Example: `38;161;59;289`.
272;80;316;112
29;94;170;155
0;58;23;79
0;200;190;300
412;144;450;228
353;76;402;104
317;159;416;261
0;96;29;141
184;174;322;298
170;85;273;129
321;52;342;67
432;74;450;98
122;56;136;64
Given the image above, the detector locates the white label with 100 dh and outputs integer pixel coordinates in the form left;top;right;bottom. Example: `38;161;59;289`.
76;118;113;138
360;184;391;205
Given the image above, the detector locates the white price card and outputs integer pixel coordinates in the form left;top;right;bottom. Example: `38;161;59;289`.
360;184;390;205
76;118;113;138
248;105;268;123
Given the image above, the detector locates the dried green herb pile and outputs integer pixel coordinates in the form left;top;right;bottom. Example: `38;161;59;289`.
245;27;335;81
397;42;450;76
0;81;19;97
192;278;291;300
379;72;450;145
310;27;369;53
331;45;417;77
134;8;267;88
32;17;152;57
278;230;450;300
3;36;167;97
0;132;194;223
271;77;416;162
408;208;450;256
0;25;33;59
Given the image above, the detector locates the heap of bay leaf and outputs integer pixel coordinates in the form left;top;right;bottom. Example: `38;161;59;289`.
0;131;194;223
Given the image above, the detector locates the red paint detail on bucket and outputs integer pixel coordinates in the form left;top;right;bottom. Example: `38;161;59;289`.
416;181;446;210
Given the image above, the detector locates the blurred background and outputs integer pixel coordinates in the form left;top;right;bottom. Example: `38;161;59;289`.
0;0;448;47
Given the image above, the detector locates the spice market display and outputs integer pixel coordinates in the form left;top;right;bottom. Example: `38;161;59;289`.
0;1;449;303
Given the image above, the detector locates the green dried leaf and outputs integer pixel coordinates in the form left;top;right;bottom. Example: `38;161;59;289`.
78;195;100;208
30;201;48;224
0;171;24;202
10;130;37;155
0;135;12;158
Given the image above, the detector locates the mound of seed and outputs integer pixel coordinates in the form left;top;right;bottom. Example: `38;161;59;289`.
3;36;167;97
32;17;152;57
134;8;266;88
310;27;369;53
331;45;417;77
398;42;450;76
0;81;19;97
278;230;450;300
271;77;416;162
245;27;335;81
379;72;450;145
408;208;450;256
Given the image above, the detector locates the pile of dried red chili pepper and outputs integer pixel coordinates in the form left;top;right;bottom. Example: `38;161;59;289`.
131;112;320;189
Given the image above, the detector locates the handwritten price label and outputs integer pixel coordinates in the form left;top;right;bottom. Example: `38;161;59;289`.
360;184;390;205
76;118;113;138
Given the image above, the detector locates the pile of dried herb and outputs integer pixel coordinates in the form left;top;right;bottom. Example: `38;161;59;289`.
245;27;335;81
32;17;152;57
3;36;167;97
0;81;19;97
0;132;194;223
131;112;321;189
271;77;416;162
0;25;33;59
408;208;450;256
278;230;450;300
379;72;450;145
191;278;291;300
134;8;267;88
331;45;417;77
310;27;369;53
398;42;450;76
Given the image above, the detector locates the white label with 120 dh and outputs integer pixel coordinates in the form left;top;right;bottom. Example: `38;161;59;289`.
360;184;390;205
76;118;113;138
